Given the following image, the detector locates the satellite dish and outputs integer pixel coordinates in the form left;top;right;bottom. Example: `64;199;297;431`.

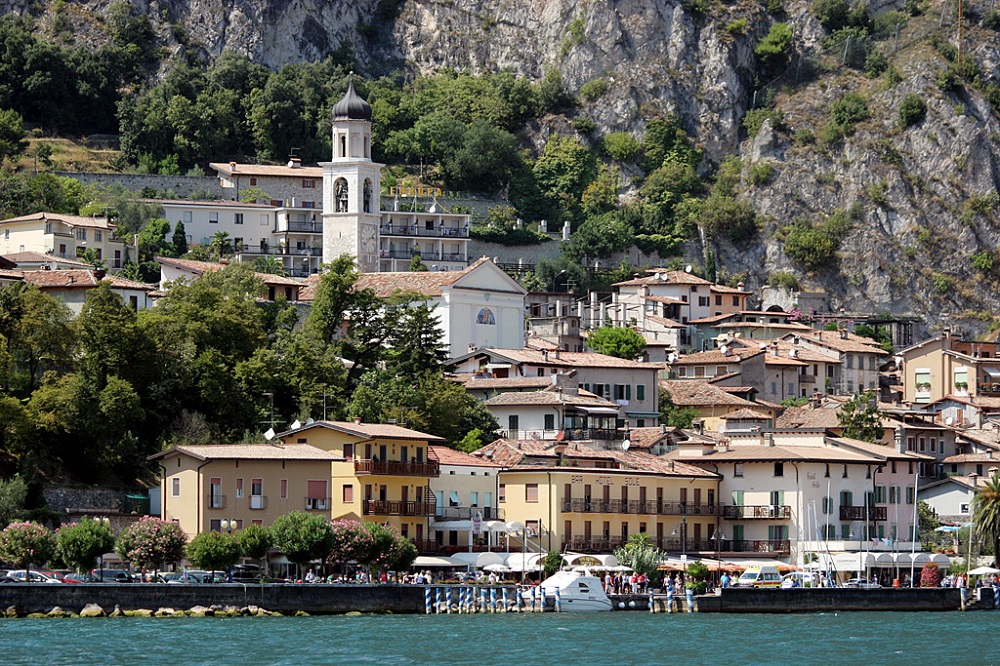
945;417;954;426
717;423;726;434
290;419;302;430
621;439;631;451
305;417;315;425
264;428;276;441
685;265;693;273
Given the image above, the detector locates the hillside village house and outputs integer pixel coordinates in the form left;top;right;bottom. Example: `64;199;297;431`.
0;251;94;271
451;347;661;427
156;257;303;302
898;333;1000;406
483;384;626;444
426;446;504;553
473;439;721;555
786;329;888;395
665;429;931;575
659;379;778;433
152;420;445;542
0;213;127;269
18;269;155;314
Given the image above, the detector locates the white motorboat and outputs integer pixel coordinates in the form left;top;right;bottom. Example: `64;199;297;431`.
539;570;613;612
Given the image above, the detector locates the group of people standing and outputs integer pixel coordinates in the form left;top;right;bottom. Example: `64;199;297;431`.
603;571;649;594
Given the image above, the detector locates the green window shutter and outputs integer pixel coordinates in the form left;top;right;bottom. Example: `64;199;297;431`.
636;384;645;401
625;384;631;400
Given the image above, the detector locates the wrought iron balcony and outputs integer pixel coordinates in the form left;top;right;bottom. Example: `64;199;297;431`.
380;224;469;238
839;505;887;521
724;505;792;520
354;459;440;477
435;506;505;520
561;499;723;516
363;500;435;516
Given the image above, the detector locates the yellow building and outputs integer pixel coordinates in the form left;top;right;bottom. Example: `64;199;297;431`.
150;443;339;537
475;439;721;554
279;420;443;544
151;420;444;542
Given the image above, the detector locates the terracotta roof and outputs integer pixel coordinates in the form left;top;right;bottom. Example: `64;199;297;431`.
722;408;772;420
210;162;324;178
0;212;115;229
298;274;321;301
925;395;1000;410
625;426;680;449
826;436;933;460
759;339;839;363
525;337;560;351
474;439;717;477
670;348;763;365
644;295;686;305
0;269;23;280
149;443;338;461
942;453;1000;463
469;348;655;370
688;313;737;325
483;389;619;408
614;270;714;287
156;257;301;287
280;419;446;442
775;404;844;429
102;275;155;291
429;445;502;467
791;330;889;355
765;354;808;367
714;322;814;331
2;252;93;268
660;379;758;407
20;270;152;290
459;376;555;391
710;284;751;294
666;444;882;464
646;315;686;328
352;259;506;299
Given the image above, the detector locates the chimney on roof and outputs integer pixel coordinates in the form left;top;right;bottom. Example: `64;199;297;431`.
288;156;302;168
93;268;106;280
229;162;237;173
693;419;704;436
542;349;549;362
763;432;775;447
354;417;362;424
839;329;848;339
553;349;561;360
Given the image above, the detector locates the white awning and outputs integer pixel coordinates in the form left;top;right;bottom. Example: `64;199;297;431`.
983;368;1000;382
451;552;504;569
576;405;620;415
505;553;544;572
430;520;515;533
413;555;465;568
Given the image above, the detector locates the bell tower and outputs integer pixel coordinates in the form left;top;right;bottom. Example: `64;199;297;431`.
321;75;383;271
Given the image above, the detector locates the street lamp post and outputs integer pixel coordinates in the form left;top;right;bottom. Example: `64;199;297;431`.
553;269;567;294
221;518;237;534
711;529;726;588
96;516;110;582
671;516;688;574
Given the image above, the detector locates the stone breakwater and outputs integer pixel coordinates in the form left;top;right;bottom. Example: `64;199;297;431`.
0;583;427;616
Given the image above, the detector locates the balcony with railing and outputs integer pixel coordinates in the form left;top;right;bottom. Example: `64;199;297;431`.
304;497;330;511
562;428;624;442
282;221;324;233
363;499;435;516
413;540;510;555
249;495;267;510
380;224;469;238
354;459;440;477
839;505;888;521
724;505;792;520
207;494;227;510
799;374;817;384
435;506;505;520
657;538;791;554
562;499;723;516
240;245;322;257
562;536;626;553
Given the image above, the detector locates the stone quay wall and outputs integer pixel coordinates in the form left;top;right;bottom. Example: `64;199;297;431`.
0;583;427;615
695;587;963;613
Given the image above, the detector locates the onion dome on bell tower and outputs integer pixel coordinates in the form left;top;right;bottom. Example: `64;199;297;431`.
332;73;372;122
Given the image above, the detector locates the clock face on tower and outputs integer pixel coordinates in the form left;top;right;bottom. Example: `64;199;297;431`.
360;222;377;254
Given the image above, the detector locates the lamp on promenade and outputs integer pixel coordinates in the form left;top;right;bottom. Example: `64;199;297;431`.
553;269;567;294
711;529;726;587
671;516;688;572
221;518;237;534
96;516;110;582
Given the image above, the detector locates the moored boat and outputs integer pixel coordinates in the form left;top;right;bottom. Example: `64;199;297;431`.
540;570;613;612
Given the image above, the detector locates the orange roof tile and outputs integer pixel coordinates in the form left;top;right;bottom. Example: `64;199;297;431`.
614;270;714;287
660;379;759;407
429;445;502;467
149;443;338;461
209;162;324;178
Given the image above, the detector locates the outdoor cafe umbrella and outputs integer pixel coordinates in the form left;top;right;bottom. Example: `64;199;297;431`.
967;566;1000;576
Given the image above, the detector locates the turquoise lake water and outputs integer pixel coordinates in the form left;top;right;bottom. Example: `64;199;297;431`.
3;611;1000;665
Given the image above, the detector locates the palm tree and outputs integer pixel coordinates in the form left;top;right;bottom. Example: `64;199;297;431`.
253;256;286;276
971;475;1000;567
210;231;232;258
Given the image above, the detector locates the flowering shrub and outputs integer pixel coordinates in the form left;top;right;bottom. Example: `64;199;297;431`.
920;563;942;587
115;516;187;569
56;519;116;572
327;520;417;578
0;521;57;569
328;519;375;566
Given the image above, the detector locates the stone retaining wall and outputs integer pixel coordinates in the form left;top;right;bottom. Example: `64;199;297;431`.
696;587;963;612
0;583;427;615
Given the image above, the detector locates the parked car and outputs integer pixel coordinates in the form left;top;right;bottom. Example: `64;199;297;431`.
781;572;820;588
90;568;137;583
843;578;881;589
6;570;64;583
230;564;263;583
61;573;92;584
39;570;82;584
735;566;783;588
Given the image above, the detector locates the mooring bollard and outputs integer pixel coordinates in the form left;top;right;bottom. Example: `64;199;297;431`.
993;584;999;609
425;587;432;615
666;586;674;613
961;586;968;611
490;586;497;613
685;587;694;613
529;587;536;612
649;589;655;613
478;587;485;613
502;586;509;612
538;586;544;612
435;587;442;614
446;586;453;614
554;586;561;612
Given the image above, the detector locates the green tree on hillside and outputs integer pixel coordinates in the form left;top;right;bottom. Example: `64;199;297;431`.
56;518;116;573
972;476;1000;567
587;326;647;360
837;390;883;442
0;108;27;164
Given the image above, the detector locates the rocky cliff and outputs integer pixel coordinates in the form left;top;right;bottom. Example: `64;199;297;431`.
4;0;1000;337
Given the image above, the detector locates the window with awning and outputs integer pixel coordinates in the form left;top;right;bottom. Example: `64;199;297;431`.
307;480;328;510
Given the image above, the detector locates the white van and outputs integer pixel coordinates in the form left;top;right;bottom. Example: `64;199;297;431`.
736;565;783;588
781;572;819;588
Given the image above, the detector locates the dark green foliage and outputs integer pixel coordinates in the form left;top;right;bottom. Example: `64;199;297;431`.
755;22;793;66
469;226;551;245
829;93;870;132
0;108;27;164
270;511;335;568
532;134;598;224
56;519;116;573
811;0;852;30
783;209;854;271
699;196;759;243
659;390;697;428
537;69;576;114
236;524;274;561
587;326;647;359
643;115;700;172
564;211;634;260
984;10;1000;30
186;531;242;573
898;93;927;128
837;390;883;442
743;107;785;138
864;49;888;78
603;132;642;162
